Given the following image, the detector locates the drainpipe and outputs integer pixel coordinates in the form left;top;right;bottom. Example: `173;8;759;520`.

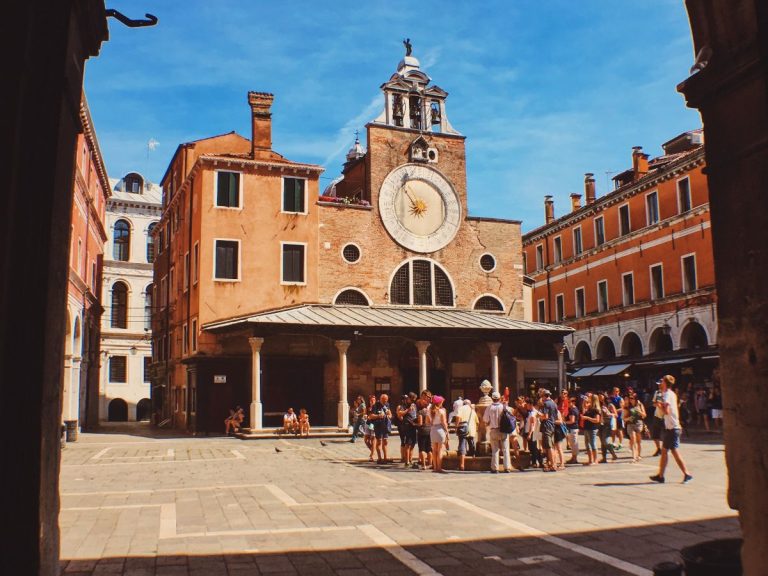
185;177;194;432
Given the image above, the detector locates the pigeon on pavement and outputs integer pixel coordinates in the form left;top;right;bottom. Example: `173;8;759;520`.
274;447;282;453
320;441;327;447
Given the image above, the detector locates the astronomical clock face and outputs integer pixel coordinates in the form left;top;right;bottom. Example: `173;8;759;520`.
378;164;461;253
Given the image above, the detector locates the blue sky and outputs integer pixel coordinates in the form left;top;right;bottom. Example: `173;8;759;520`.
85;0;699;232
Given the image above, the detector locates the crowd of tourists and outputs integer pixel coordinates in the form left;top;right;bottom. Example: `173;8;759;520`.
350;374;694;483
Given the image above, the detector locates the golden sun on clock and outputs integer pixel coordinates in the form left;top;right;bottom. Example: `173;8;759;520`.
394;179;445;237
379;164;461;253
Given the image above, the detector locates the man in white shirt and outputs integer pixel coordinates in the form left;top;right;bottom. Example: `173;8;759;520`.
453;400;473;471
283;407;299;435
650;375;693;484
483;391;511;473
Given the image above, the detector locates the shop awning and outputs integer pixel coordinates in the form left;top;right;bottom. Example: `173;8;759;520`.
654;358;693;366
593;363;632;376
570;365;606;378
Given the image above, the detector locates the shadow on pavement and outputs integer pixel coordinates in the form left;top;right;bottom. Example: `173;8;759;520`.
79;422;201;440
59;516;741;576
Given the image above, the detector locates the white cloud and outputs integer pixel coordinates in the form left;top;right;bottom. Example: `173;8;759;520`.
321;95;382;167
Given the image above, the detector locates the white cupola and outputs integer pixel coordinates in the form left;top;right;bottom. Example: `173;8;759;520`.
372;39;460;135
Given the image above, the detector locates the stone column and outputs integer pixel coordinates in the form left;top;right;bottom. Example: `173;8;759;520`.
70;356;82;425
62;354;73;421
415;341;430;392
554;342;566;393
679;4;768;570
335;340;351;429
248;337;264;430
487;342;501;393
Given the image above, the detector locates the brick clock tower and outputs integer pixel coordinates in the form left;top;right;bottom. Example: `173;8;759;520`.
322;41;523;314
366;43;469;257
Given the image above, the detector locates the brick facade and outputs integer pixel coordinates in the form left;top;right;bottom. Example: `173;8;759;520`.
523;131;718;392
152;54;565;432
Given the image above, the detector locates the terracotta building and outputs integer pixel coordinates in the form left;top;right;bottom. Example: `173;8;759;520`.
522;130;718;392
151;49;571;433
99;172;162;422
63;95;111;436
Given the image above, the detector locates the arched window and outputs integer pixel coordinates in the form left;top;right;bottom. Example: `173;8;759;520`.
108;398;128;422
144;283;153;330
621;332;644;358
680;321;708;349
124;173;144;194
111;282;128;328
649;327;674;353
574;341;592;364
390;260;454;307
474;295;504;312
146;222;158;263
595;336;617;360
136;398;152;421
334;289;369;306
113;219;130;261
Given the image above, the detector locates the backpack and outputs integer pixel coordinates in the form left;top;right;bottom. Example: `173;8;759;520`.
391;406;402;427
499;407;516;434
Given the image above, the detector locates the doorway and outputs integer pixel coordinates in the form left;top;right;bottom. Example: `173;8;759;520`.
262;357;325;427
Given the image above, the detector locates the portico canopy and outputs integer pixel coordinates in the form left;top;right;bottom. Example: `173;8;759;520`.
203;304;574;339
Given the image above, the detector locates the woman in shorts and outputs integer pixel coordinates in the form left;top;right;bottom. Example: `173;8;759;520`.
623;394;646;462
428;395;449;473
416;398;432;470
581;397;600;465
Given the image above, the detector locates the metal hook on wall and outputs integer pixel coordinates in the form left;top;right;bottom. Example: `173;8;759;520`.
105;9;158;28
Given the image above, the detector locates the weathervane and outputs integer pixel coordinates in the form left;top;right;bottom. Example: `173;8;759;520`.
403;38;412;57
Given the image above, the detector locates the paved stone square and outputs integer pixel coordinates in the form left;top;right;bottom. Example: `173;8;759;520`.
59;425;739;575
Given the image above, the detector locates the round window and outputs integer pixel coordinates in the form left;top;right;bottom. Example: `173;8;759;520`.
342;243;361;263
479;254;496;272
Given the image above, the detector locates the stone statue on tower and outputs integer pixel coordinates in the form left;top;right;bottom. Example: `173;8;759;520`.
403;38;412;57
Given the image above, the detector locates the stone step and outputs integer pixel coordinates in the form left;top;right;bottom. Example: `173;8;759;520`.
236;426;353;440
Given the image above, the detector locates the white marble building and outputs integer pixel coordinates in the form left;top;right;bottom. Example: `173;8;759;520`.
99;172;162;421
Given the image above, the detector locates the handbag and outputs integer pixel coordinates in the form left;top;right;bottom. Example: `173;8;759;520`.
456;420;469;437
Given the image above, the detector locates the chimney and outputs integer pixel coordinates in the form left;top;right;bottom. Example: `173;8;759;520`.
248;91;274;158
632;146;649;181
584;173;596;204
570;193;582;212
544;195;555;224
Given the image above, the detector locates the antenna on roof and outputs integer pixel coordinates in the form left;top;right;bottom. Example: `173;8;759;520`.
147;138;159;159
604;170;616;193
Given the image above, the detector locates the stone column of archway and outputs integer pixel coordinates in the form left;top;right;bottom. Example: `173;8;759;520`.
335;340;351;429
679;2;768;572
415;341;431;392
553;342;565;393
248;337;264;430
70;357;82;425
487;342;501;393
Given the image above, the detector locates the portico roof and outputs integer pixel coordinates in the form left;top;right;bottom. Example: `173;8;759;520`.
203;304;573;338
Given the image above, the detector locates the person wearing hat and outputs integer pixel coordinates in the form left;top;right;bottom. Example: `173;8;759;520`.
650;375;693;484
483;390;512;473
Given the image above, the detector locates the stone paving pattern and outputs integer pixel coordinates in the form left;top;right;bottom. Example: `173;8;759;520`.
59;425;740;575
